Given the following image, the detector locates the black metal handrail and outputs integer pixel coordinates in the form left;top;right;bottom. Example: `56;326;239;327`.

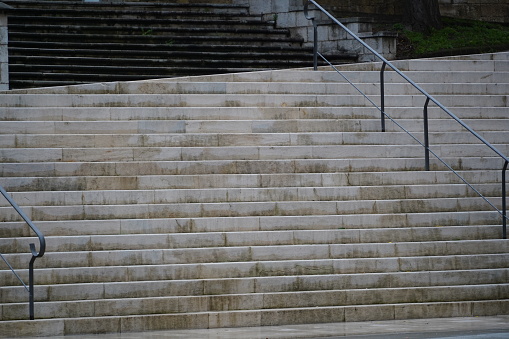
304;0;508;238
0;185;46;320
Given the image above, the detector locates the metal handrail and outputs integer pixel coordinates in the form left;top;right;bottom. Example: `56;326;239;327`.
0;185;46;320
304;0;508;238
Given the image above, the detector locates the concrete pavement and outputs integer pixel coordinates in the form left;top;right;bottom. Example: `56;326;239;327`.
18;316;509;338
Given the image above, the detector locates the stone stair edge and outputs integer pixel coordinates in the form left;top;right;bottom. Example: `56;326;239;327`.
2;80;507;97
0;188;502;209
0;220;502;238
1;132;507;148
0;182;500;197
0;108;506;123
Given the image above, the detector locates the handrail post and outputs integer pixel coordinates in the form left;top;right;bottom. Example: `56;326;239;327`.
313;20;318;71
503;160;508;239
424;98;431;171
304;0;318;71
29;255;36;320
380;62;387;132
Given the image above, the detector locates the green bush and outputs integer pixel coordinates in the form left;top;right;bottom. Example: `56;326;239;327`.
395;18;509;57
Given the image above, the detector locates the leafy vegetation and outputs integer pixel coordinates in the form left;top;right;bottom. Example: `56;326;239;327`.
393;18;509;58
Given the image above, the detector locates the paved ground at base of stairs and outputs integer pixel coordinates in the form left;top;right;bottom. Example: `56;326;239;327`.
19;315;509;338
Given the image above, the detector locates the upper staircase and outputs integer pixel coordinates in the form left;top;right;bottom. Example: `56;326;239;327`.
3;0;356;89
0;52;508;336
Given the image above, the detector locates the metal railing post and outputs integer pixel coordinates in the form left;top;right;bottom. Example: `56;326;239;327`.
29;256;36;320
304;0;318;71
503;160;508;239
380;62;387;132
313;20;318;71
424;98;431;171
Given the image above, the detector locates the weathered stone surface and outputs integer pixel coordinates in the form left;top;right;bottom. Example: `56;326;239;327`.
0;51;507;338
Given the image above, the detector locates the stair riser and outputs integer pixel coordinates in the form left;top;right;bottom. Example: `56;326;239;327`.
216;70;509;85
4;240;508;270
1;106;506;121
0;94;506;108
7;41;312;58
9;36;300;52
3;131;508;149
5;80;509;96
8;49;315;64
3;2;249;13
0;183;501;207
2;254;508;286
1;120;507;137
7;59;314;71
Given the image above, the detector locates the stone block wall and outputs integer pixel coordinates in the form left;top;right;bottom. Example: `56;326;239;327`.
234;0;397;61
0;6;10;91
238;0;508;23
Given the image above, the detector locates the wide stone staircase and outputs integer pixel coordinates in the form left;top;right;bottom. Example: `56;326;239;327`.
4;0;356;89
0;52;508;336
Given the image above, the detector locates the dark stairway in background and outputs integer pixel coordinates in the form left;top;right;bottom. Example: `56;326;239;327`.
4;0;357;89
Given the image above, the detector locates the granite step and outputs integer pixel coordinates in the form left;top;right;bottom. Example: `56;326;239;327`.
8;81;499;96
0;183;501;207
1;132;507;149
0;93;506;108
1;107;507;121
